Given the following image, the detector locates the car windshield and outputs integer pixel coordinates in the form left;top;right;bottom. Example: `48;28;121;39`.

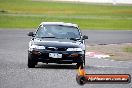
36;25;81;39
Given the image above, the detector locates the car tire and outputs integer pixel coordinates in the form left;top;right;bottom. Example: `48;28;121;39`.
28;53;37;68
76;62;84;69
76;55;85;69
83;54;85;66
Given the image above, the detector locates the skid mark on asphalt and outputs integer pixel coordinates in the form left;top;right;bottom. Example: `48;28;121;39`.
84;65;132;74
85;56;132;72
87;65;130;69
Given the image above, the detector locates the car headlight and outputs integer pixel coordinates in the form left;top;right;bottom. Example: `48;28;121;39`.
30;45;45;49
29;43;45;51
67;48;82;51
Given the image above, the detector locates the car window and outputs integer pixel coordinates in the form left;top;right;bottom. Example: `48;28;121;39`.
36;25;81;39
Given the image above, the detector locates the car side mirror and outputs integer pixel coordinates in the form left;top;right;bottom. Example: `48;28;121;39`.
82;35;88;39
28;32;35;37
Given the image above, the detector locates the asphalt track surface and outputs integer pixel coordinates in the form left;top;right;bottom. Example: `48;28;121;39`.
0;29;132;88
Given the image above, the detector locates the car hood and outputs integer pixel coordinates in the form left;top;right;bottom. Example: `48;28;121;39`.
32;38;84;48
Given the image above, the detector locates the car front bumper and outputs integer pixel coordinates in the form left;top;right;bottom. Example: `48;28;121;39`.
28;49;84;64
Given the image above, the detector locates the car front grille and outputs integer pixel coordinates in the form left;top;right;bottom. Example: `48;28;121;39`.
46;47;67;51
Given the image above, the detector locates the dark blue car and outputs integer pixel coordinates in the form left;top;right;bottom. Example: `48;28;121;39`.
27;22;88;68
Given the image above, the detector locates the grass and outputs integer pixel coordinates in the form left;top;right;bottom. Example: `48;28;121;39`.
0;0;132;29
124;47;132;53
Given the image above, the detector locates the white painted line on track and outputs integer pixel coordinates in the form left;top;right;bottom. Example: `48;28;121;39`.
85;52;110;59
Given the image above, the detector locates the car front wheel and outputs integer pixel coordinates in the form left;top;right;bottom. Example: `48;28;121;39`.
76;55;85;69
28;53;37;68
76;62;84;69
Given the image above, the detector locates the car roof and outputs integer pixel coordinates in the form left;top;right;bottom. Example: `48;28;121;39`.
40;22;79;28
